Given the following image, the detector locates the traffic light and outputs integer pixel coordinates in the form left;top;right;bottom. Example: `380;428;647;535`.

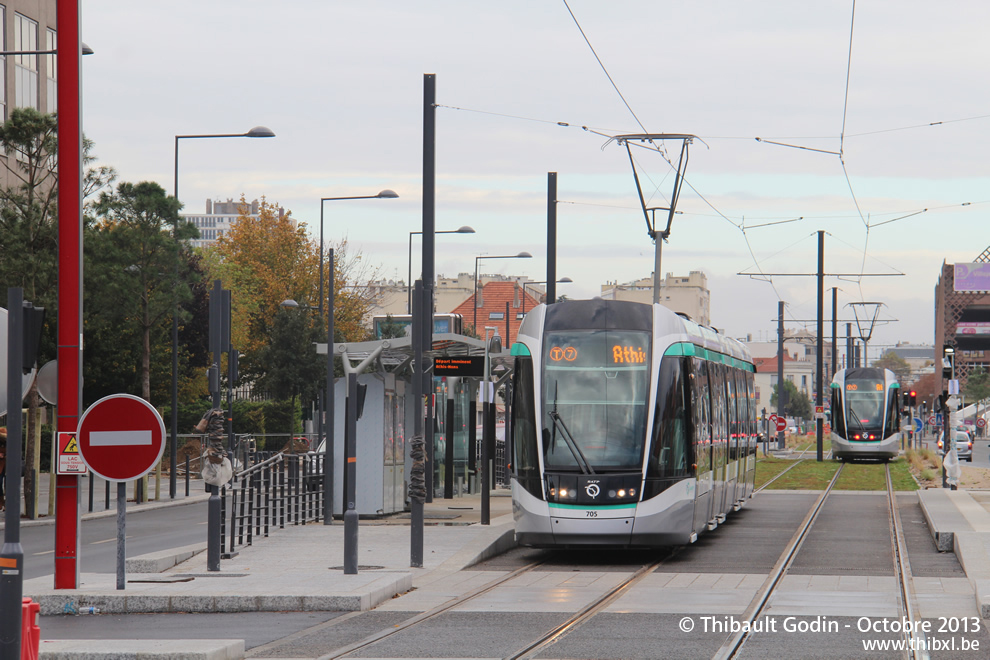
907;390;917;407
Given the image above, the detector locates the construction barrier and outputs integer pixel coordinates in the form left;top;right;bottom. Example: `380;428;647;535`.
21;597;40;660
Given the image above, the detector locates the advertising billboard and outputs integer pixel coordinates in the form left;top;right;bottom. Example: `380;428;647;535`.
954;263;990;292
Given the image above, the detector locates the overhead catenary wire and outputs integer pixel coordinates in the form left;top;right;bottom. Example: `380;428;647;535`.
439;2;974;327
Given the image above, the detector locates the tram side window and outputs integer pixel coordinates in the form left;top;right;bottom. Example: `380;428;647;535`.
647;357;692;482
511;356;542;498
831;386;845;437
747;370;758;454
725;366;738;458
692;357;712;473
885;388;900;438
709;361;727;472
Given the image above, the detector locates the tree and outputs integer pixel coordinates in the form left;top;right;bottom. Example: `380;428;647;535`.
0;109;60;518
377;314;409;339
0;109;58;307
204;197;380;386
908;371;940;413
872;350;911;384
253;306;323;436
963;367;990;404
770;379;812;419
0;108;117;516
89;181;187;403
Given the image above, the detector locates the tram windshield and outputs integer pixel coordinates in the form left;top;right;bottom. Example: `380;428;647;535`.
844;378;885;429
542;330;650;470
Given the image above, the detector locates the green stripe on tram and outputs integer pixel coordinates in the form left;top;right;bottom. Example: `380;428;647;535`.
664;342;696;357
511;343;531;356
666;341;755;370
549;502;637;511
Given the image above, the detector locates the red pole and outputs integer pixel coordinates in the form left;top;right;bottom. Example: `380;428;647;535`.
54;0;83;589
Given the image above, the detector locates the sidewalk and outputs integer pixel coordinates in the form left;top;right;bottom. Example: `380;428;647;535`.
1;472;209;530
21;488;517;617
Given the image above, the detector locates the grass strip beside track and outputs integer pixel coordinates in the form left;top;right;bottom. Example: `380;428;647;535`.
759;458;839;490
754;457;796;489
756;457;918;491
887;459;920;491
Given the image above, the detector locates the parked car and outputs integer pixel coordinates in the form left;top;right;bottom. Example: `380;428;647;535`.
937;429;973;462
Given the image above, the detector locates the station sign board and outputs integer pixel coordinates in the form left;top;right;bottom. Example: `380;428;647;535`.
434;356;485;377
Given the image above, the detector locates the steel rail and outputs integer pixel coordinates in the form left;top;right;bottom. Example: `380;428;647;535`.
886;463;931;660
317;559;546;660
713;462;845;659
505;551;679;660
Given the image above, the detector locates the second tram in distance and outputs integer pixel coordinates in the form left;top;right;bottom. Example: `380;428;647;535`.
509;299;758;547
829;367;901;462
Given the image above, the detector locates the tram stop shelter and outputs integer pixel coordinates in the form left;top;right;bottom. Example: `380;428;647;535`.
316;333;512;517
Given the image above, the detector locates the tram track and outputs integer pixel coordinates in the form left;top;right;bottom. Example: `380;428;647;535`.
715;461;928;660
712;461;845;659
886;462;929;660
314;559;546;660
313;547;681;660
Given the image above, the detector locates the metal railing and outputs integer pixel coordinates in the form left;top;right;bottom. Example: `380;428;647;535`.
220;448;327;559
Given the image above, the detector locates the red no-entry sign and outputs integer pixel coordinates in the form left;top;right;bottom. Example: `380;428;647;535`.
77;394;166;482
775;417;787;433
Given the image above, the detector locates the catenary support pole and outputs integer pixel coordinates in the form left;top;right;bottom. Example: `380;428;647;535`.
816;230;824;462
410;282;425;567
444;378;456;499
207;280;222;571
776;300;785;450
422;74;436;504
1;289;25;659
344;373;359;574
324;248;335;524
547;172;557;304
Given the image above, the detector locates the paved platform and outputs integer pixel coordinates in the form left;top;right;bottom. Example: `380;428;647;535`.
12;481;990;659
919;487;990;617
22;491;516;616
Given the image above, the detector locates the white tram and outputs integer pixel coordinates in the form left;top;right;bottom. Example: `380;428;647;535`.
509;299;758;547
829;367;901;462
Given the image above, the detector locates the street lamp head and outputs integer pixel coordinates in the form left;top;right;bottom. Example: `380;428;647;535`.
456;226;475;233
517;252;533;258
245;126;276;138
558;277;573;283
82;42;94;55
376;189;399;199
280;299;300;309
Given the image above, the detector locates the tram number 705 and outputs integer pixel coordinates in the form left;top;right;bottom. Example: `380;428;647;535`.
586;510;598;518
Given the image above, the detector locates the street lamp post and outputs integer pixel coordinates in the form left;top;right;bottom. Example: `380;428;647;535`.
473;252;532;332
171;126;275;500
520;277;572;314
317;191;398;524
407;226;475;313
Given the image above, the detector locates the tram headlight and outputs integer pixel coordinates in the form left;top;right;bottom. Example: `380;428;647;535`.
617;489;626;498
558;488;567;498
629;488;636;497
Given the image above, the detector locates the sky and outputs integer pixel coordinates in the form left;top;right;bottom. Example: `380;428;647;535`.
79;1;990;361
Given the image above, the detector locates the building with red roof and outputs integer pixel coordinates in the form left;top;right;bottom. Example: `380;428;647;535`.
450;281;542;346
